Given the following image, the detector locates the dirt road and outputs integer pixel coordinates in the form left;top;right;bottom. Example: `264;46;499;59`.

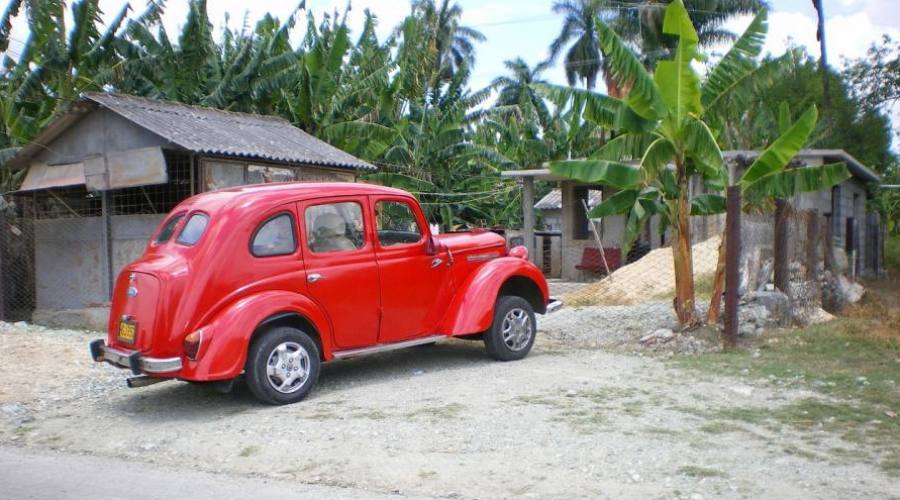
0;322;896;499
0;446;433;500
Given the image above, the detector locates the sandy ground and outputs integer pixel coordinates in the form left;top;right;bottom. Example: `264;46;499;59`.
0;321;897;500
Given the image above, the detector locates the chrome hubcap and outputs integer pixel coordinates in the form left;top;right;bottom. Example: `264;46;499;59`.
501;308;533;351
265;341;310;394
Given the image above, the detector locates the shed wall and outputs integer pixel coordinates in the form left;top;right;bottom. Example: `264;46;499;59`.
33;109;170;166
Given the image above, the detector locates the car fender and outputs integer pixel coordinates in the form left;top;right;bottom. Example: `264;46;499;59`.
180;290;333;381
440;257;549;336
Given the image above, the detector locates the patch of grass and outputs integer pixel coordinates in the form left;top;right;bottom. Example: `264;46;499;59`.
880;452;900;477
405;402;465;420
352;409;389;420
513;388;647;433
782;444;823;461
676;465;727;478
885;234;900;274
239;446;259;457
698;421;737;434
673;301;900;464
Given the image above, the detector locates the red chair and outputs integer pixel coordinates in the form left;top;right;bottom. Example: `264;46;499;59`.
575;247;621;275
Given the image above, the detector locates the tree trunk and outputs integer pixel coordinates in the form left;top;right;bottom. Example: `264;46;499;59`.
706;232;727;324
672;159;697;326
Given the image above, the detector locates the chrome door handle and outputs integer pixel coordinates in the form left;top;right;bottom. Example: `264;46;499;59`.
431;258;443;268
308;273;322;283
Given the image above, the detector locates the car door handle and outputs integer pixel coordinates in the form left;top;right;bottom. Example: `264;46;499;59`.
307;273;322;283
431;258;443;268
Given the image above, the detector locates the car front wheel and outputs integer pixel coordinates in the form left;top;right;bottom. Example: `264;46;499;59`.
245;326;320;405
484;295;536;361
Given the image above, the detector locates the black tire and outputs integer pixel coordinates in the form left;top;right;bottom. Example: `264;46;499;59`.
484;296;536;361
245;326;320;405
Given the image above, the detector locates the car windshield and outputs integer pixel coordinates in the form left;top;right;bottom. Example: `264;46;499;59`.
176;213;209;246
155;213;184;243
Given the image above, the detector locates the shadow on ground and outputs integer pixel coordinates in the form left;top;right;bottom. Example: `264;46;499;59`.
105;338;558;422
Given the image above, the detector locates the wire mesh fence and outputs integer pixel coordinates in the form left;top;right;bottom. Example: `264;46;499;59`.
0;157;191;324
554;206;881;326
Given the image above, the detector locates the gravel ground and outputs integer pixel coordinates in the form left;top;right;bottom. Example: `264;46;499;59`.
1;320;897;499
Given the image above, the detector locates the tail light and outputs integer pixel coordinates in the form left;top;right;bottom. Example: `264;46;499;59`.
183;328;205;360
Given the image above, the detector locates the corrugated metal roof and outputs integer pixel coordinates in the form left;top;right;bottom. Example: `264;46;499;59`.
84;93;375;171
534;188;601;210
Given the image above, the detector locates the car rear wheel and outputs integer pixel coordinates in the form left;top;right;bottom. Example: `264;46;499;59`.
245;326;320;405
484;296;536;361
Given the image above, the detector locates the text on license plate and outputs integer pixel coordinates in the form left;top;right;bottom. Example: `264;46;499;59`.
118;321;136;343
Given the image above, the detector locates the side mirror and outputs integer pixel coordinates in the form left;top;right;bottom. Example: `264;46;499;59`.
425;234;437;255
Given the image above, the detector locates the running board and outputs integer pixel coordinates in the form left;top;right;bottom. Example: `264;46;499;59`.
332;335;446;360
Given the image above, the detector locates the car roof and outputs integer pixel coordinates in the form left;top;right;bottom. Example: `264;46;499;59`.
176;182;414;216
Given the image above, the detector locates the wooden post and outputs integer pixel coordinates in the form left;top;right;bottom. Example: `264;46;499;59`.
823;214;835;273
723;186;741;349
805;210;819;281
0;212;5;321
773;199;789;293
522;177;535;264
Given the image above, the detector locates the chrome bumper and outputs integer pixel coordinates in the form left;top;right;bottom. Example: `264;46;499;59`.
89;339;182;375
546;298;564;314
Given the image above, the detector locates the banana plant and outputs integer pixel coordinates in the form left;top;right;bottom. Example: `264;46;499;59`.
704;103;849;324
534;0;751;326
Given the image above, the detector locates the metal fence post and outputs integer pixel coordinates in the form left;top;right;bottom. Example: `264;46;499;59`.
773;199;789;293
723;185;741;349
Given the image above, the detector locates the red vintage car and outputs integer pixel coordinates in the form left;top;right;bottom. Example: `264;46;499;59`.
89;182;561;404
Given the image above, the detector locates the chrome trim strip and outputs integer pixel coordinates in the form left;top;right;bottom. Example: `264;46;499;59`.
99;345;182;374
546;299;564;314
332;335;445;360
466;252;500;262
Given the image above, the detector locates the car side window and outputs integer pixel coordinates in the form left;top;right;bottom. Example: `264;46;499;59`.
155;213;184;243
176;213;209;246
376;201;423;247
251;213;297;257
305;202;365;253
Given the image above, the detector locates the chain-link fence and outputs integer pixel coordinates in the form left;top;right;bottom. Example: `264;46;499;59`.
0;151;191;326
555;205;883;324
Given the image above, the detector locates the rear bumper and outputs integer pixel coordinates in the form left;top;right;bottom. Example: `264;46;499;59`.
546;298;563;314
89;339;182;375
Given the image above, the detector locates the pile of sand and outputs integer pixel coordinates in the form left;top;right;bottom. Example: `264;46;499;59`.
566;236;722;305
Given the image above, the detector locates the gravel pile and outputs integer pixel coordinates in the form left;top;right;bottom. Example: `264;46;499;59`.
540;300;722;353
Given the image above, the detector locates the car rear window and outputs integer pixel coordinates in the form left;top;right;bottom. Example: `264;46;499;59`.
155;213;184;243
176;213;209;246
251;213;297;257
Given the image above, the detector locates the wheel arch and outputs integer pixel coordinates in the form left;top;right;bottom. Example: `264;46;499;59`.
253;312;325;361
498;275;547;314
179;290;334;381
440;256;548;336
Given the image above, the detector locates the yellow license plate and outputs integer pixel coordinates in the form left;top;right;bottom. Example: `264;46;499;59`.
118;320;137;344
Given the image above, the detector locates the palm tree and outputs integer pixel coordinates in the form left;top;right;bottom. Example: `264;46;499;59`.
492;58;552;127
548;0;767;92
404;0;485;90
548;0;608;91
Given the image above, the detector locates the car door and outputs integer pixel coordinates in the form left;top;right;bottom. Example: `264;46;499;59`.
299;196;380;349
372;196;451;343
